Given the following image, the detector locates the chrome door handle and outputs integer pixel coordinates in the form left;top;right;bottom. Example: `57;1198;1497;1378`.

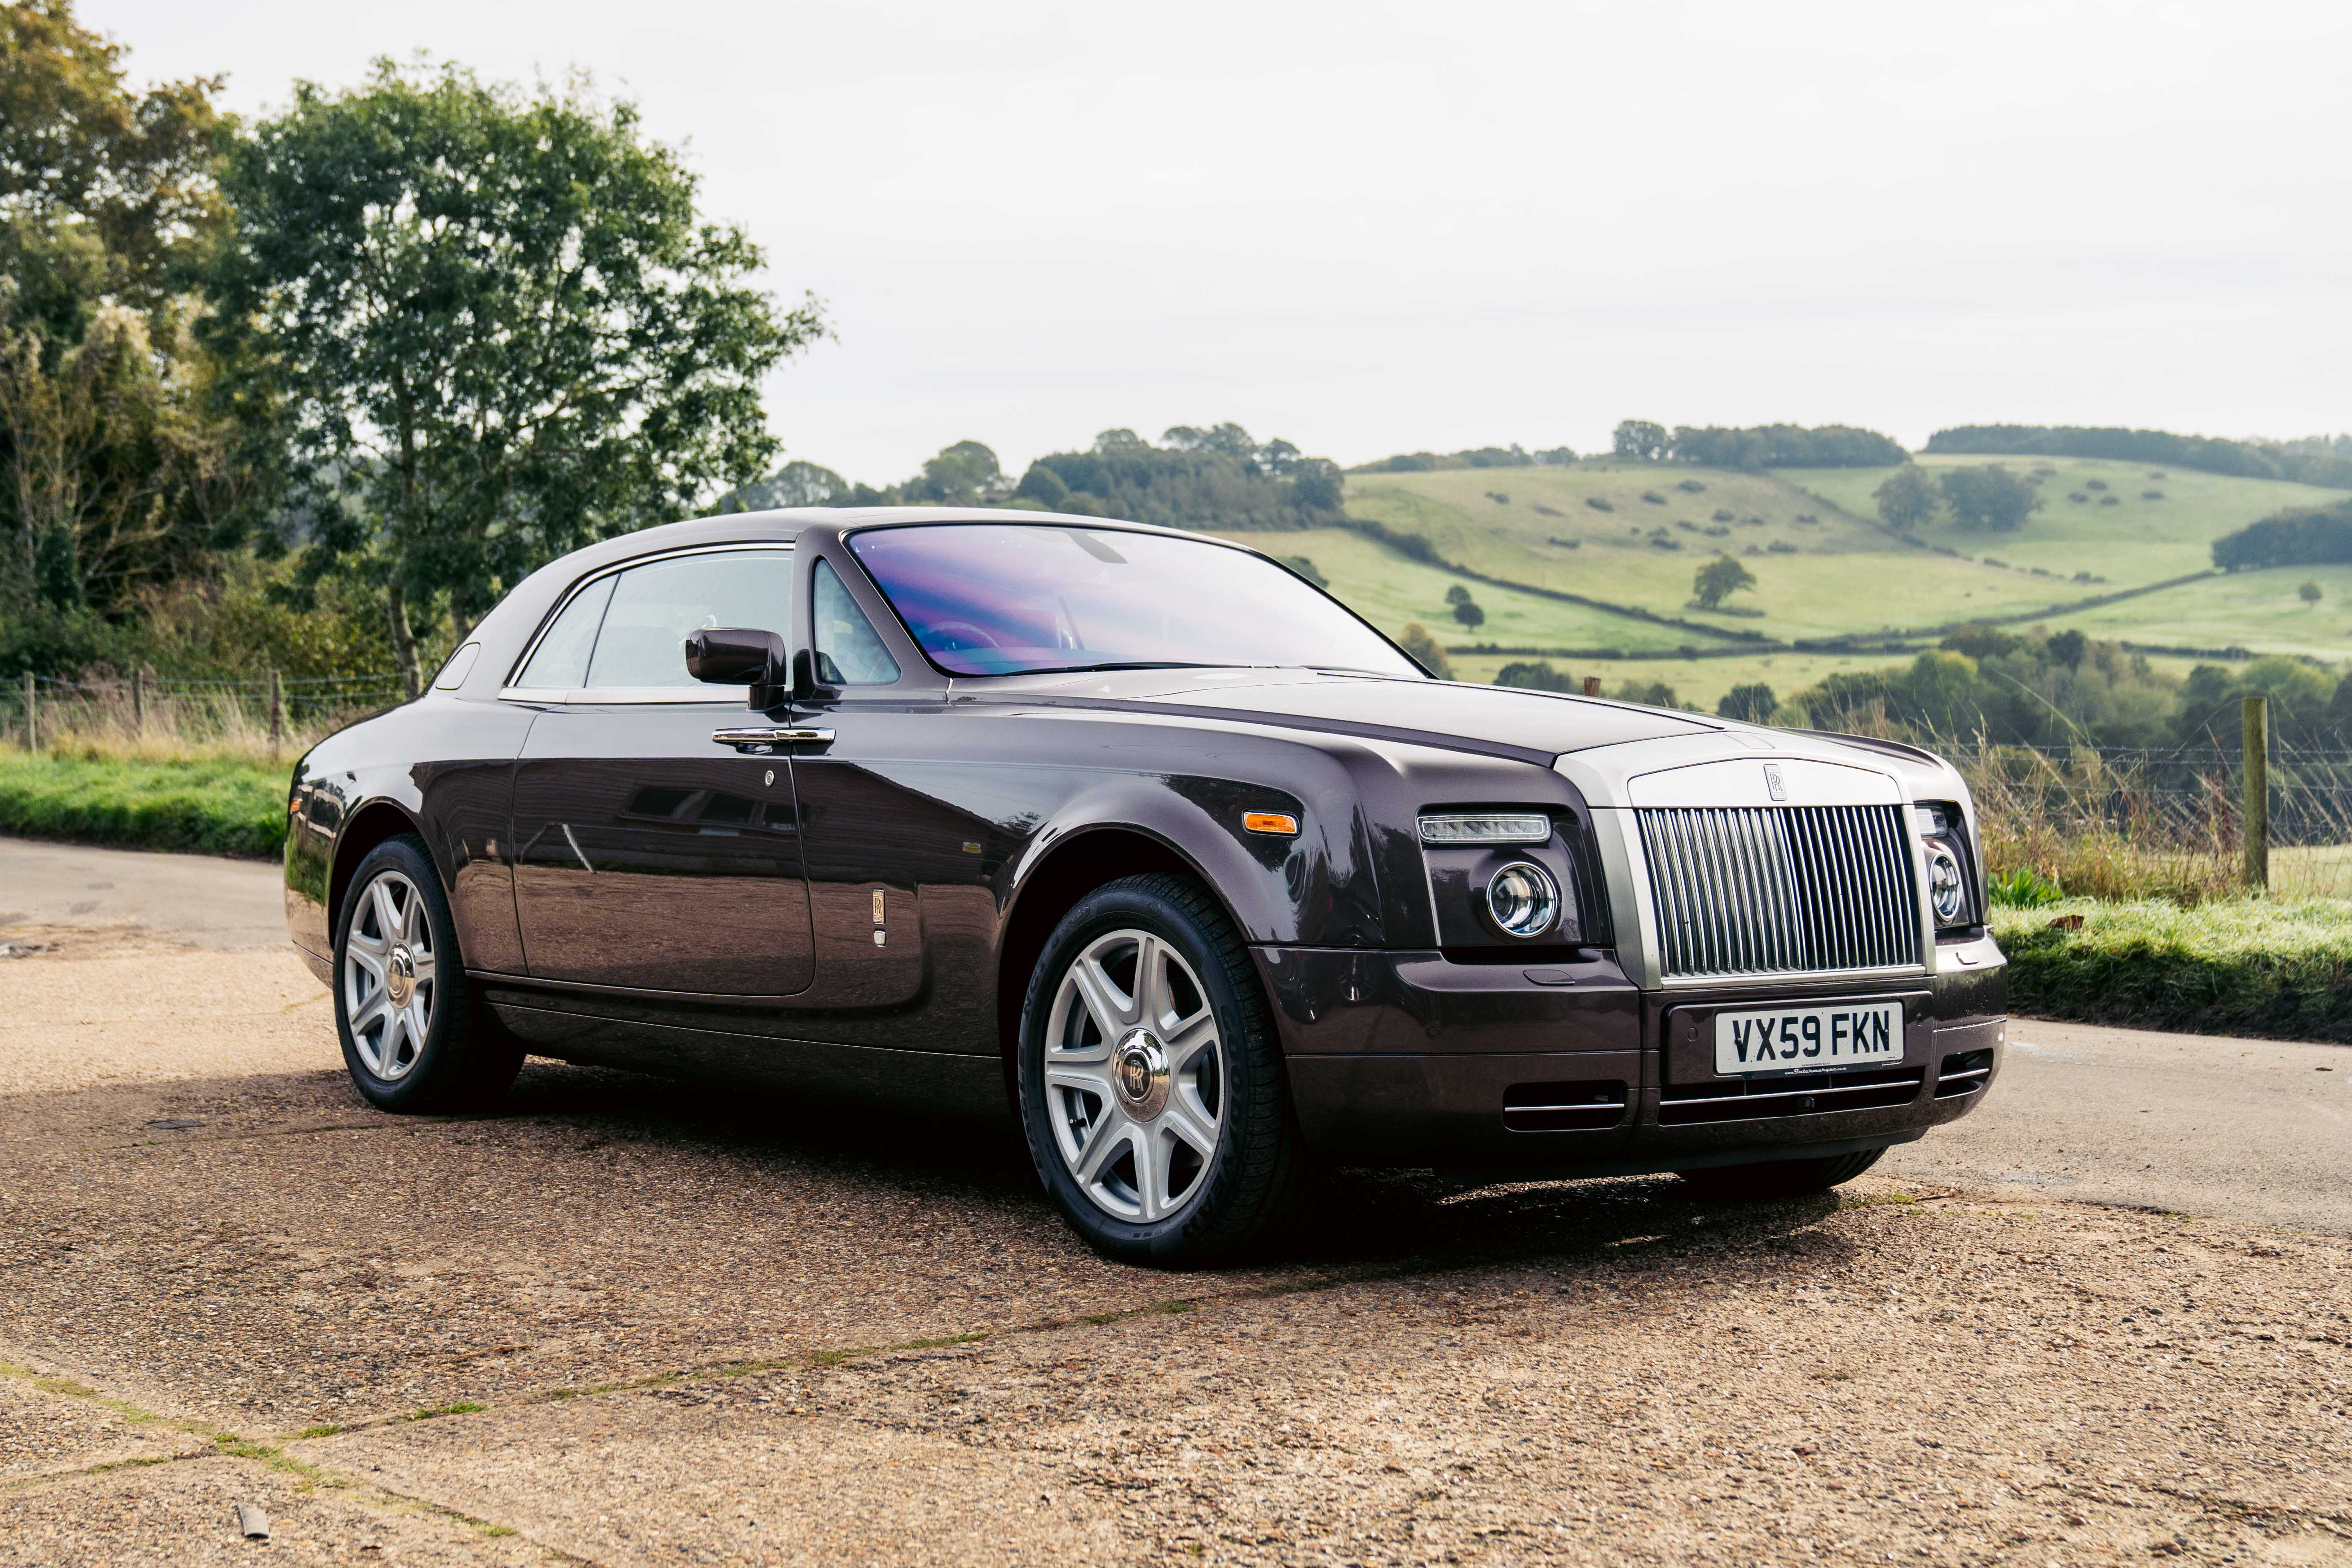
712;726;834;753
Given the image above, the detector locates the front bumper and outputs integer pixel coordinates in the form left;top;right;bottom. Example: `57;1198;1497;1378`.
1255;937;2005;1172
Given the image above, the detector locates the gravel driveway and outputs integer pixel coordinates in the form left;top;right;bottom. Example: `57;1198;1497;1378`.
0;889;2346;1563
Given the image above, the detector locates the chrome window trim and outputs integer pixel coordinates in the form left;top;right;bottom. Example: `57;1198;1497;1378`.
500;541;794;701
497;686;753;706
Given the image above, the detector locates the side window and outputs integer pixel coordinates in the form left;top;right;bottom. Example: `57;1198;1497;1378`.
582;550;795;689
513;575;616;688
814;559;901;685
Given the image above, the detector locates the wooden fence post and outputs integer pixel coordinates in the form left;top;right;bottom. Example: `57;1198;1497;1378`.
132;667;147;734
21;672;33;752
1582;675;1603;697
269;669;284;750
2242;695;2269;893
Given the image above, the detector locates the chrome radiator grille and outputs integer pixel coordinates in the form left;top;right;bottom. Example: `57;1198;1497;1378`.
1636;805;1922;979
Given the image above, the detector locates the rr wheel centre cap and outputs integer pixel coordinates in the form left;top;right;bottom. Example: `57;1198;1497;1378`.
386;945;417;1008
1112;1029;1172;1120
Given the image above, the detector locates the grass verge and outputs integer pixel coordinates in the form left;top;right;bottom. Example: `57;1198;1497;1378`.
0;752;286;859
1992;896;2352;1041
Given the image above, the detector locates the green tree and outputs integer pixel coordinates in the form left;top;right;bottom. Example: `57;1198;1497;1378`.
204;60;823;693
1451;591;1484;630
1278;555;1327;589
1612;419;1669;462
1717;683;1777;722
1444;584;1471;607
2300;580;2322;606
0;0;250;639
909;440;1000;504
1691;552;1757;608
1872;464;1939;530
1395;621;1452;679
1938;465;2042;532
723;459;845;511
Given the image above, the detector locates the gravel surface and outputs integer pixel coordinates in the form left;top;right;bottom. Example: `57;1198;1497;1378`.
2;927;2348;1564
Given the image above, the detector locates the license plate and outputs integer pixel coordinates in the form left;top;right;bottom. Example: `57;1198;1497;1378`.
1714;1001;1904;1076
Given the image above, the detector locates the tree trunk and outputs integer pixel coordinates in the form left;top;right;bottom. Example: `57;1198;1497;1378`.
387;578;423;699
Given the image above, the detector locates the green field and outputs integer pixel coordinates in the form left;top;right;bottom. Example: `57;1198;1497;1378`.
1781;454;2341;588
1301;456;2352;694
1210;528;1709;653
1344;462;2116;643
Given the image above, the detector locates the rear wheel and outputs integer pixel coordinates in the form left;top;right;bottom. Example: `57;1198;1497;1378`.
334;834;523;1113
1678;1147;1885;1201
1017;874;1312;1266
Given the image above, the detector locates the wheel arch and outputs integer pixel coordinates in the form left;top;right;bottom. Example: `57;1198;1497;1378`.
994;825;1255;1086
328;801;427;936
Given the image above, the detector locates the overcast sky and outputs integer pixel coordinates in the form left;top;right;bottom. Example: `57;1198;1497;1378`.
91;0;2352;484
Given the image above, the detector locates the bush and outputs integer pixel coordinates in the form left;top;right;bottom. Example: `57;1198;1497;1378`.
1767;540;1798;553
2100;495;2120;507
1711;508;1734;522
1716;683;1777;722
1612;679;1681;708
1585;497;1614;513
2142;489;2165;500
1546;535;1581;549
1675;479;1706;493
1641;490;1666;505
2086;479;2109;491
1989;867;2063;907
1533;503;1563;517
1495;660;1576;693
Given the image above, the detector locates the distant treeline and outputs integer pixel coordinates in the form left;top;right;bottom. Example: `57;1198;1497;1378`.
1928;425;2352;490
1609;421;1907;469
1351;444;1577;474
2211;498;2352;570
725;422;1346;532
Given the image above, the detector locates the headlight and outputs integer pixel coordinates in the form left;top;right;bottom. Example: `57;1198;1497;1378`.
1913;803;1976;929
1484;861;1561;939
1926;844;1965;923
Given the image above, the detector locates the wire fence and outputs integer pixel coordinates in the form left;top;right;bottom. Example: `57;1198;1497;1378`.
3;669;413;758
1958;736;2352;902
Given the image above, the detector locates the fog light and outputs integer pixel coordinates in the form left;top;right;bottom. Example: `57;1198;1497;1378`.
1927;844;1966;924
1484;862;1560;939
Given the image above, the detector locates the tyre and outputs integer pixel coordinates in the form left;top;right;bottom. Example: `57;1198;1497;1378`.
1016;873;1313;1266
333;833;523;1113
1678;1146;1885;1202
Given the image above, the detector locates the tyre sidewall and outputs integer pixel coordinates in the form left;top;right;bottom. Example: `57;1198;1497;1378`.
1017;879;1277;1264
332;834;480;1112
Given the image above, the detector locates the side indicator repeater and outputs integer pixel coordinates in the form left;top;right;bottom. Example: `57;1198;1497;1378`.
1243;812;1299;836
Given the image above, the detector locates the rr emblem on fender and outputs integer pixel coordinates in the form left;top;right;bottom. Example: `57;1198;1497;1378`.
1763;762;1787;802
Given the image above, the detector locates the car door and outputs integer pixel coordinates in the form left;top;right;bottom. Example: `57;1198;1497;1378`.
507;545;816;996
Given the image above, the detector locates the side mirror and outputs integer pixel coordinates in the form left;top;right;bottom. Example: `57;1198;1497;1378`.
684;627;787;709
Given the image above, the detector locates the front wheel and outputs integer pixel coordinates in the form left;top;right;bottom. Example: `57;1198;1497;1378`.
1678;1146;1885;1202
1016;874;1312;1266
334;834;523;1113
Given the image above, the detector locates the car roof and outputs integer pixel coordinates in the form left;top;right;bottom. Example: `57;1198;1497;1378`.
686;505;1225;542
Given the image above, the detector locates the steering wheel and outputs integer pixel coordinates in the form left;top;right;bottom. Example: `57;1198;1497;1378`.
926;620;1004;652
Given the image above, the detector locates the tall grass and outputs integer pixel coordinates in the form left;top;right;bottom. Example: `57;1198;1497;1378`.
1961;739;2352;903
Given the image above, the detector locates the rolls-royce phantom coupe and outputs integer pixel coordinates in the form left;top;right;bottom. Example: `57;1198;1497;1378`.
283;510;2005;1264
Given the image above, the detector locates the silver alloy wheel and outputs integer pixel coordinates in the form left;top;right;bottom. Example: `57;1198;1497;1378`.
343;868;436;1082
1044;927;1226;1223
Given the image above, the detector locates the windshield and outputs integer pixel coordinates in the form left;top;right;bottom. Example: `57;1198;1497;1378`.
846;524;1424;678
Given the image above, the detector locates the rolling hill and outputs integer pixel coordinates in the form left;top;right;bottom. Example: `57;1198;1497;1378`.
1231;452;2352;705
